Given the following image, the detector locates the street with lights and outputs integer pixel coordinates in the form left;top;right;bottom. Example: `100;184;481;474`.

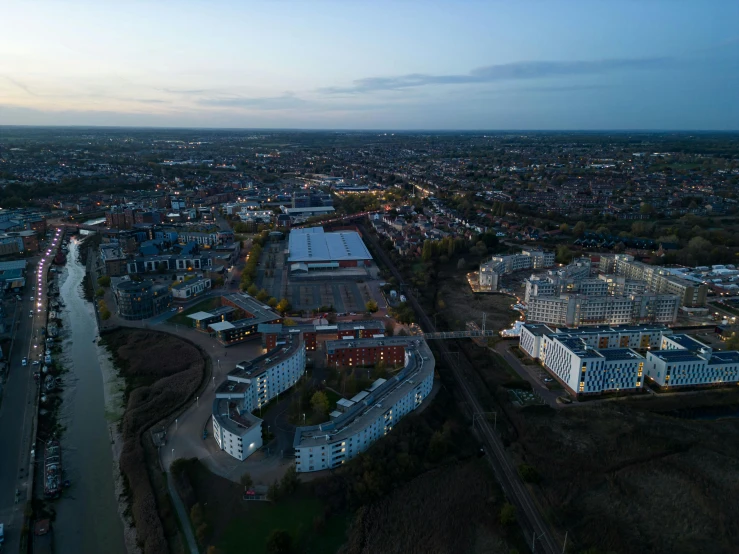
0;228;62;551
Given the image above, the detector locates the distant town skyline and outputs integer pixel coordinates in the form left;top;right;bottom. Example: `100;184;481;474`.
1;0;738;130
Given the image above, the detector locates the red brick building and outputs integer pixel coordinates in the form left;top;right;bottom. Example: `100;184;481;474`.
325;338;406;367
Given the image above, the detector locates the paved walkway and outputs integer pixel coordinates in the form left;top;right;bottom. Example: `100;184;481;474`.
167;471;199;554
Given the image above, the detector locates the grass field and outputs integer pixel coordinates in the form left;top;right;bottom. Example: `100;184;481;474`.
166;297;221;326
177;458;348;554
511;393;739;553
436;270;517;333
220;496;348;554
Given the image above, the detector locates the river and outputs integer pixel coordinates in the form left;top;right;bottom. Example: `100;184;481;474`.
54;237;126;554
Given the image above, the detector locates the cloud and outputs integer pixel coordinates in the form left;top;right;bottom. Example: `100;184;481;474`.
197;93;308;110
4;77;38;96
320;57;671;94
161;87;209;95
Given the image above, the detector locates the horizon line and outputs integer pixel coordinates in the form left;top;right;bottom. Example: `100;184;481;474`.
1;124;738;134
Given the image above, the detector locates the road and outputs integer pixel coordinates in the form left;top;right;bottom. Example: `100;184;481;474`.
0;228;63;551
359;222;561;554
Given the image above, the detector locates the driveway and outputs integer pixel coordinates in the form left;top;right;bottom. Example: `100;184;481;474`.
493;341;565;408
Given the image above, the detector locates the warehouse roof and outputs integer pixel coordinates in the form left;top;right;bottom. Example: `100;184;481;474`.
287;227;372;262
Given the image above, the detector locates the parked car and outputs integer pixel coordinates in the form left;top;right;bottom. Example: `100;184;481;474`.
22;358;27;366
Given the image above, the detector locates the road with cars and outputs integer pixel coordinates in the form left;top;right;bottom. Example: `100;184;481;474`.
0;228;62;551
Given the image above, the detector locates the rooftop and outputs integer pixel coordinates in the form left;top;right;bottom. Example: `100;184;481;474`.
212;398;261;438
651;350;705;363
287;226;372;262
0;260;28;271
231;333;302;381
707;351;739;365
598;348;644;362
522;323;555;336
325;335;416;353
665;334;709;352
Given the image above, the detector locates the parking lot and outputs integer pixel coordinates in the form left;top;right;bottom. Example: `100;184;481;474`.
287;281;370;313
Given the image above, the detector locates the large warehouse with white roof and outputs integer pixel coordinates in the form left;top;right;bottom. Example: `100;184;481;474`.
287;227;372;272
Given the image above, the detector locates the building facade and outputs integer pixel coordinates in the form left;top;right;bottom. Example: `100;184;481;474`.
212;334;306;461
479;249;555;291
171;277;212;300
644;334;739;388
541;336;645;395
526;292;679;327
113;280;172;320
600;254;708;307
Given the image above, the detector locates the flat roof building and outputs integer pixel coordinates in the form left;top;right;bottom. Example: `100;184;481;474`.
645;333;739;389
287;227;372;271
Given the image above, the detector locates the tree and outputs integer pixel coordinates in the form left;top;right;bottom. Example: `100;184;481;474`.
457;258;467;270
95;288;105;297
688;236;711;251
267;297;278;308
311;391;330;415
500;502;516;526
640;202;655;215
365;300;378;313
279;465;299;495
190;503;205;526
427;430;449;461
256;288;269;302
372;359;388;379
267;481;280;501
555;245;573;264
573;221;587;237
240;472;253;490
559;223;570;233
284;317;296;326
276;298;291;314
97;275;111;287
266;529;293;554
518;463;540;483
247;284;258;296
725;333;739;350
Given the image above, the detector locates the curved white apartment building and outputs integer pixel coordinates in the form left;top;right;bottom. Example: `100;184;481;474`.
293;337;435;473
212;333;306;461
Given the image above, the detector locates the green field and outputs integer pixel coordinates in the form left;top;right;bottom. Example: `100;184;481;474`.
166;297;221;326
219;495;349;554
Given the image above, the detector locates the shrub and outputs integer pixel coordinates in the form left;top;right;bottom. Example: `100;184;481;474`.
518;463;540;484
109;330;206;554
195;522;211;545
266;529;292;554
500;503;516;526
190;503;205;526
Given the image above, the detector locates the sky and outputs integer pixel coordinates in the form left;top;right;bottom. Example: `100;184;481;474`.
1;0;738;130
